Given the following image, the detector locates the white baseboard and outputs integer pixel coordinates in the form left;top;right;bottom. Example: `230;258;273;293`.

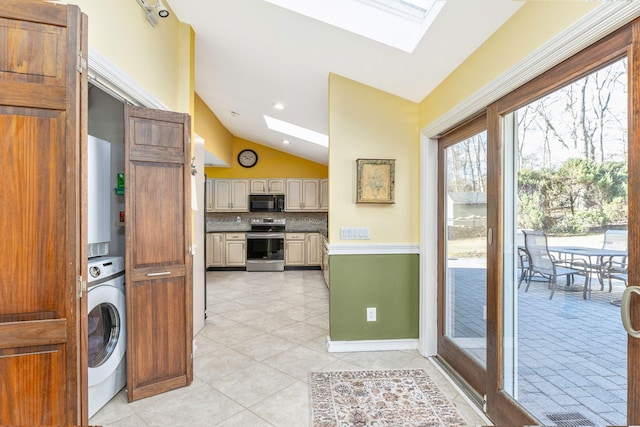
327;337;419;353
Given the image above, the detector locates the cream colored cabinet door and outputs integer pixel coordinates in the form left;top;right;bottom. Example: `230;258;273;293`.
285;179;303;211
225;233;246;266
305;233;322;266
285;233;305;265
206;179;215;212
213;179;249;211
231;180;249;211
302;180;320;210
250;179;268;194
268;179;285;194
210;233;224;267
320;179;328;211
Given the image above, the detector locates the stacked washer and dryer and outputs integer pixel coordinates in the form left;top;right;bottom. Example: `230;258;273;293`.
87;135;127;418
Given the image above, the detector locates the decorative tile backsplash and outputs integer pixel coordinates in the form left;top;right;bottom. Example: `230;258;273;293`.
206;212;327;233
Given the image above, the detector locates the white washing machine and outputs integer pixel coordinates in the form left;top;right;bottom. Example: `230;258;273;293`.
87;256;126;418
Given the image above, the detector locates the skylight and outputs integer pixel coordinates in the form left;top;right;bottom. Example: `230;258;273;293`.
263;0;445;52
264;115;329;147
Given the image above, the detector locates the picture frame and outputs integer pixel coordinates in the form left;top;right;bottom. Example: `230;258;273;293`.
356;158;395;204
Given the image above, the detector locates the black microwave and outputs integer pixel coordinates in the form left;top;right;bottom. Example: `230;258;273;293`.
249;194;285;212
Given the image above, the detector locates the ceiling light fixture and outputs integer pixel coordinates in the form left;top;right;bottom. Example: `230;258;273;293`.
136;0;170;27
282;139;290;145
264;115;328;147
230;111;240;117
273;102;285;110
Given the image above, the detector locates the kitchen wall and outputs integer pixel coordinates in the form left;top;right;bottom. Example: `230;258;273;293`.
205;137;328;179
328;74;419;342
195;94;234;167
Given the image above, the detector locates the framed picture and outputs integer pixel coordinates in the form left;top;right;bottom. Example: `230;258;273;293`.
356;159;395;204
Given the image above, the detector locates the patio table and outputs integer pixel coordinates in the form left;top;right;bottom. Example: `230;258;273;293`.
547;246;627;300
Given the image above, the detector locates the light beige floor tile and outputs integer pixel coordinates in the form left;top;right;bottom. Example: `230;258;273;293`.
133;383;245;427
301;334;333;355
226;333;297;361
271;322;328;344
215;410;273;427
210;363;297;407
201;318;265;346
99;413;149;427
277;305;323;322
339;350;417;370
193;334;226;356
89;389;135;426
263;346;337;382
241;312;297;333
302;312;329;329
250;381;310;427
194;347;256;384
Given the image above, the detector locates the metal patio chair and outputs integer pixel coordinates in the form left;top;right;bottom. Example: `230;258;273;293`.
596;230;628;292
522;230;589;299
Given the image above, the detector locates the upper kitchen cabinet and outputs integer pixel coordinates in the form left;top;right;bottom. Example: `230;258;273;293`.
213;179;249;212
286;179;320;211
320;179;328;211
205;179;215;212
250;179;285;194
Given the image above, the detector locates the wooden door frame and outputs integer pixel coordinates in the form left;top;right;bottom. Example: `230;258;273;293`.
436;113;488;398
485;20;636;424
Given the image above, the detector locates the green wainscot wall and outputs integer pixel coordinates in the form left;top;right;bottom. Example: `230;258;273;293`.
329;253;419;341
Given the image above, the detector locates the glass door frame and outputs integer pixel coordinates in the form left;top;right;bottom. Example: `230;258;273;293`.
437;18;640;425
437;114;488;399
485;22;638;424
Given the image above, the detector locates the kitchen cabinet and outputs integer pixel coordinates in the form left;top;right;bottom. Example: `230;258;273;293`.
285;179;320;211
322;236;329;287
285;233;305;266
213;179;249;211
225;233;246;266
205;178;215;212
250;178;285;194
320;179;328;211
305;233;322;266
206;233;224;267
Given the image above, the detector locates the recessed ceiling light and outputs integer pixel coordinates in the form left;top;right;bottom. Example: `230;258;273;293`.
264;115;328;147
282;139;290;144
230;111;240;117
273;102;285;110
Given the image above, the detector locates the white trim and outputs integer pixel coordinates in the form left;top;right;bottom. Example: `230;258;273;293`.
87;47;169;110
327;337;418;353
328;243;419;255
422;2;640;138
419;137;438;357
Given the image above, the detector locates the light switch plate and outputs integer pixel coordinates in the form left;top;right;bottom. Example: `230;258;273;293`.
341;227;370;240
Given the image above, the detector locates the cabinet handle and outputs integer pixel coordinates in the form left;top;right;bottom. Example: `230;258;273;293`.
147;271;171;277
621;287;640;338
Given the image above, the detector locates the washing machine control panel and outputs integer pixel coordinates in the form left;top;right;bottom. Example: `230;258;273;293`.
87;256;125;282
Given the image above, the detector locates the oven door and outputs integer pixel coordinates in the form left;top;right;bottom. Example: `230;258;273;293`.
246;232;285;271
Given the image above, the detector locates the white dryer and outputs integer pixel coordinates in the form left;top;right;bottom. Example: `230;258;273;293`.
87;256;126;419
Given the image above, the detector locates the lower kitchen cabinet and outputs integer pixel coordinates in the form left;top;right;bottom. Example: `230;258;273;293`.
206;232;246;268
322;236;329;287
285;233;305;266
225;233;246;266
305;233;322;266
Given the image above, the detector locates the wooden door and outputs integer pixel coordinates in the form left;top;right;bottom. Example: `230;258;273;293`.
0;1;88;425
125;105;192;402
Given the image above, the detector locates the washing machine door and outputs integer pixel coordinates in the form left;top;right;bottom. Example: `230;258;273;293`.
88;283;126;387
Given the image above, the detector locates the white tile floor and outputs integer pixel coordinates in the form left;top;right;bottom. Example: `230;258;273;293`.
89;270;489;426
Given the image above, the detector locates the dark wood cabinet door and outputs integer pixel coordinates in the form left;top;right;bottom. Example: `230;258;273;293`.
125;105;193;402
0;1;88;425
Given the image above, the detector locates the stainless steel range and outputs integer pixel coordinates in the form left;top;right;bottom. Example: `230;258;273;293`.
246;218;286;272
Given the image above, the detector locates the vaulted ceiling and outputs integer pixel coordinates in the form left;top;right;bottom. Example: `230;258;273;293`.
169;0;523;165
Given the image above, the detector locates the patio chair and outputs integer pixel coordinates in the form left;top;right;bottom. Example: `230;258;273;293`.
522;230;589;299
517;247;530;289
597;230;628;291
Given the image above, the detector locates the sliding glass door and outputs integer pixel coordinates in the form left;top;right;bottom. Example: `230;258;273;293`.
437;19;640;426
438;116;488;397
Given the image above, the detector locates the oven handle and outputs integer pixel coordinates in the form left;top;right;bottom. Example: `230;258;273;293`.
246;232;285;239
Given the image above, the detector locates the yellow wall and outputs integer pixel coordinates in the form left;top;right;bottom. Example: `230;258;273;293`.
205;137;328;179
328;74;419;245
66;0;191;113
419;2;597;128
195;94;234;166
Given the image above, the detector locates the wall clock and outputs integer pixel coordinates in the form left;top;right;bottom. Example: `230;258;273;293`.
238;149;258;168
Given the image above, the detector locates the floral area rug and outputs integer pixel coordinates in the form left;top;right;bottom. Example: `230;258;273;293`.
310;369;466;427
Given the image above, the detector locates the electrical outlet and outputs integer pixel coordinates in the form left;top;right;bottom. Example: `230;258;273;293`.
367;307;376;322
